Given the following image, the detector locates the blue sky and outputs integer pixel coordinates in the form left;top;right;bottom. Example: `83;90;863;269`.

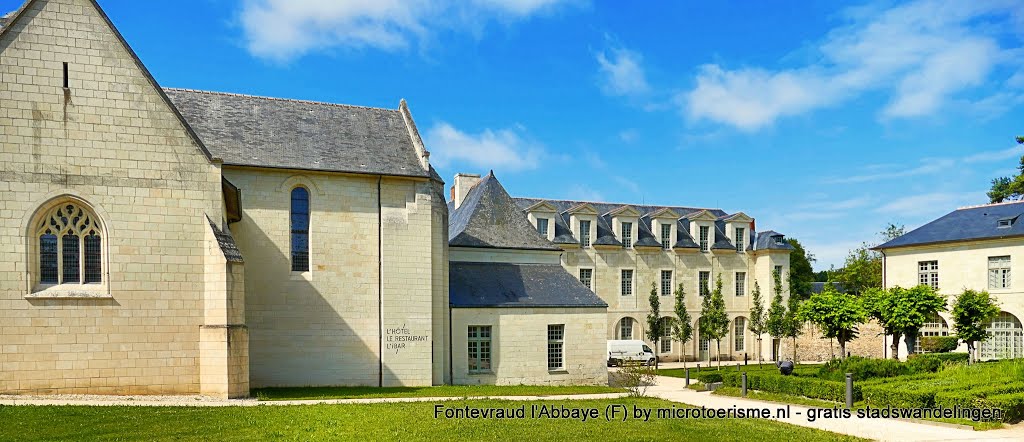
6;0;1023;269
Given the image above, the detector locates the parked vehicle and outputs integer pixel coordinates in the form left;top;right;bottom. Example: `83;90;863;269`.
607;340;655;366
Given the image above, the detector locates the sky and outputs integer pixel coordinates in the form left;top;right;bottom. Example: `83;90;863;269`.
5;0;1023;270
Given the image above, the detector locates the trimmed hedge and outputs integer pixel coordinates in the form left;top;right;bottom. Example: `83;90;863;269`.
907;352;969;364
934;382;1024;409
817;357;908;382
918;336;959;353
722;372;859;402
984;393;1024;423
695;372;723;384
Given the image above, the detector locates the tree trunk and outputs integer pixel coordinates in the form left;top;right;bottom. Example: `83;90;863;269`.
792;337;797;363
839;339;847;360
716;340;722;370
890;332;902;361
905;330;917;356
757;337;763;368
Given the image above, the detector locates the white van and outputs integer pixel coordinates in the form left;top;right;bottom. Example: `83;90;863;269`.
607;340;655;366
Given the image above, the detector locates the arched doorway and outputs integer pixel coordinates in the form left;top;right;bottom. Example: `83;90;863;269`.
980;312;1024;360
657;317;674;355
695;317;710;362
733;317;747;355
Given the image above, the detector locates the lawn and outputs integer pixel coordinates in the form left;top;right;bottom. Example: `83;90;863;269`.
253;384;624;401
0;398;864;441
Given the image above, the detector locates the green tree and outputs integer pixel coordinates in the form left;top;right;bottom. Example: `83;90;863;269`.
864;285;946;360
672;283;693;368
765;270;788;360
834;224;904;295
899;285;948;355
699;275;729;369
784;289;803;361
797;285;867;359
645;282;662;370
951;289;1000;363
987;136;1024;203
787;238;816;300
747;281;767;366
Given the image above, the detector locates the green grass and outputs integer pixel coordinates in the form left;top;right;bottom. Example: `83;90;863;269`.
657;364;816;379
0;398;865;441
253;385;624;401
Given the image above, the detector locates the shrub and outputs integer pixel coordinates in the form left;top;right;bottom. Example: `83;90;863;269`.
918;336;959;353
722;372;858;402
862;383;943;408
695;372;723;384
934;382;1024;410
906;352;968;365
614;361;657;397
984;393;1024;423
817;356;908;382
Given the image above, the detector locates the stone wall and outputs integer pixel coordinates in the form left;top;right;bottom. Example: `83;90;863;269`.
778;321;887;362
0;0;222;395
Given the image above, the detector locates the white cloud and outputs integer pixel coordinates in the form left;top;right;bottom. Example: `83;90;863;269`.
617;129;639;143
681;0;1023;130
424;122;546;172
596;46;650;96
825;144;1024;184
564;184;605;202
874;191;982;217
239;0;576;61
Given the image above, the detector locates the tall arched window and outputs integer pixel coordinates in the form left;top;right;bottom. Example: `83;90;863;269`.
290;187;310;272
981;312;1024;360
35;202;102;285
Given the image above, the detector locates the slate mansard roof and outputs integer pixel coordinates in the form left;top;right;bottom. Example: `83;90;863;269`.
449;173;562;251
450;262;607;308
165;89;431;179
876;201;1024;250
511;198;793;252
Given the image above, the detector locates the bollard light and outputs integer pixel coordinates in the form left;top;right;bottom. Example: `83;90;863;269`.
845;373;854;410
685;368;690;387
741;372;748;397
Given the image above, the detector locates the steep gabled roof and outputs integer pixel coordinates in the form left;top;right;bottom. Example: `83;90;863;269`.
876;201;1024;249
450;262;607;308
0;0;216;163
752;230;795;251
449;173;560;251
165;88;430;178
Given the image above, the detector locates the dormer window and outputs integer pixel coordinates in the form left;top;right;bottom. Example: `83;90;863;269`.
660;223;672;249
735;227;745;252
772;234;785;245
537;218;549;237
998;217;1016;228
621;222;632;248
699;226;710;252
579;220;591;248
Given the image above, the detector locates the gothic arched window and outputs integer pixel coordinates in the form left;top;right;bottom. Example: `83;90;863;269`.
36;202;103;285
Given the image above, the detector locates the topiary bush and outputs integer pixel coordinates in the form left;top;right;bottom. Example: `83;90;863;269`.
695;372;723;384
918;336;959;353
722;372;859;402
816;356;908;382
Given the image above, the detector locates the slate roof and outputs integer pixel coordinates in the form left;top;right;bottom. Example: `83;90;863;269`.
876;201;1024;249
449;173;561;251
206;217;243;263
450;262;608;308
164;88;430;178
752;230;795;251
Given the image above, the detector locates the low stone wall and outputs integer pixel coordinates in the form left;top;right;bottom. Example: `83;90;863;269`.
779;320;887;362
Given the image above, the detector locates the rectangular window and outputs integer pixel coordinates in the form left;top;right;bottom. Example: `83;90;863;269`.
660;336;671;353
579;220;591;248
699;271;710;296
660;223;672;249
84;235;101;283
989;256;1010;289
661;270;673;296
735;272;746;296
537;218;549;237
734;318;746;351
918;261;939;290
619;318;633;340
547;324;565;371
621;222;632;248
467;326;492;373
579;268;593;290
62;234;80;283
699;225;710;252
735;227;745;251
621;269;633;296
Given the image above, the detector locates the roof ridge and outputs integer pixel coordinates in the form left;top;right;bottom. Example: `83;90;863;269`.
162;87;400;112
957;200;1024;210
513;196;723;213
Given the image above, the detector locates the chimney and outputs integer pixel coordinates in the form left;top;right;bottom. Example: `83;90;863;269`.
452;173;481;210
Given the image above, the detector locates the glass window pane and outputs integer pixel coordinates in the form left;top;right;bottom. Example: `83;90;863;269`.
62;234;80;283
84;234;101;283
40;234;58;284
291;188;310;272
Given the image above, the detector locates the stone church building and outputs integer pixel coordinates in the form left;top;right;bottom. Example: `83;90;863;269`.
1;0;795;398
